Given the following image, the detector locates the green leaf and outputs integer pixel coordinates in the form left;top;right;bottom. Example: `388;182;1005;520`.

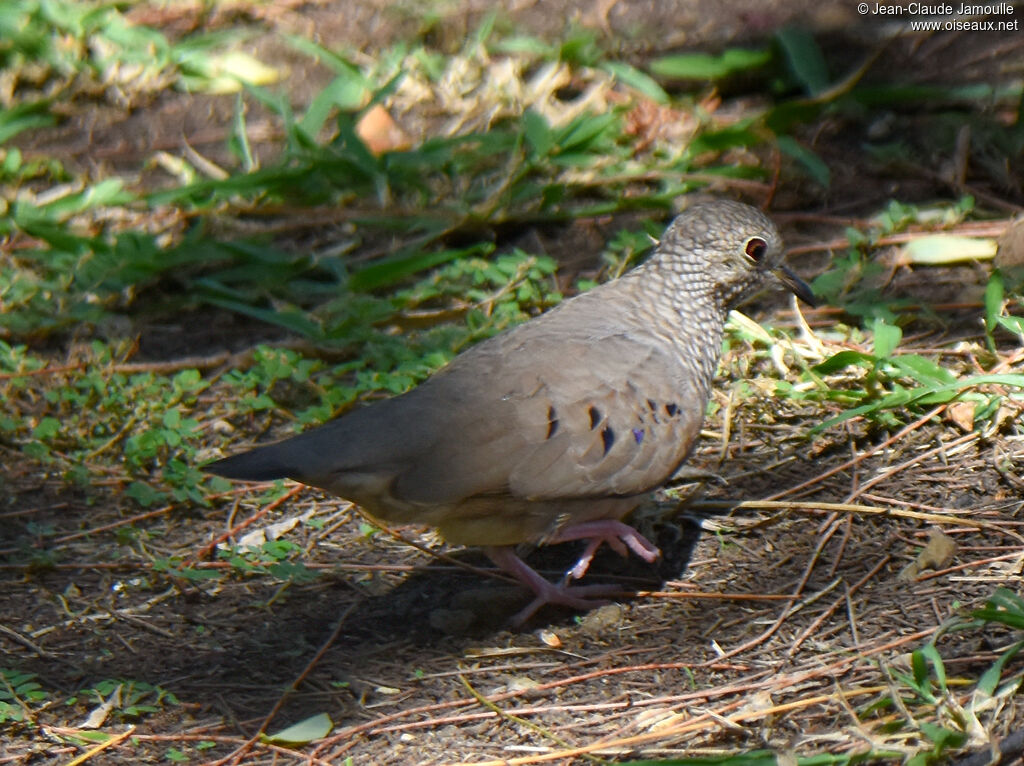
890;355;956;386
976;639;1023;696
554;112;619;153
0;101;56;144
350;242;496;292
871;318;901;359
985;271;1004;346
261;712;334;745
686;121;760;154
776;135;830;188
811;388;915;432
522;109;554;157
126;482;166;508
919;643;947;692
903;235;996;265
911;649;930;691
299;69;371;137
200;296;323;338
31;417;61;440
775;26;830;96
600;62;669;104
972;588;1024;629
492;36;554;58
997;314;1024;336
811;350;876;375
918;721;966;750
650;48;772;80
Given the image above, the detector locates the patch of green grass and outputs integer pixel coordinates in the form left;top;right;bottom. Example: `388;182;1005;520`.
2;14;861;340
789;316;1024;432
78;678;179;720
0;244;562;557
0;668;48;725
860;588;1024;765
619;588;1024;766
0;0;273;114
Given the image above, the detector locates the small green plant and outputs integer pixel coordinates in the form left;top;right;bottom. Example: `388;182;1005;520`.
786;317;1024;432
218;540;317;583
858;588;1024;765
81;679;179;720
0;668;48;724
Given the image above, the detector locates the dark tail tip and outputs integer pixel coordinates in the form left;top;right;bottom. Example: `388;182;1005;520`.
203;447;291;482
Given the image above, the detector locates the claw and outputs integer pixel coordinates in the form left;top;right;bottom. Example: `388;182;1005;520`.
486;546;625;626
485;521;661;625
544;520;661;581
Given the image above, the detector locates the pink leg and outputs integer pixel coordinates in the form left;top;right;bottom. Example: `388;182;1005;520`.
486;546;625;626
544;520;661;580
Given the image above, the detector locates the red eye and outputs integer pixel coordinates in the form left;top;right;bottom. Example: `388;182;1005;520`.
744;237;768;262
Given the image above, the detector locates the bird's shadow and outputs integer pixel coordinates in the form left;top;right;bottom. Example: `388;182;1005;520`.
6;513;705;729
337;513;706;639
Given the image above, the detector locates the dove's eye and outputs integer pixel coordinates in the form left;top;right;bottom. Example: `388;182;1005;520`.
744;237;768;262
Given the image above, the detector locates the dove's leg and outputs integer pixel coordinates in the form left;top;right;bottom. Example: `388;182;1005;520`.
485;546;624;626
545;520;661;580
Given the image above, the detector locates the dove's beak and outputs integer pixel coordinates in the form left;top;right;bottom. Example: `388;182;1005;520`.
773;265;817;308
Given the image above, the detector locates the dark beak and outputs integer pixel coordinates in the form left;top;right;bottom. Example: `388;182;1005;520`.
773;265;817;308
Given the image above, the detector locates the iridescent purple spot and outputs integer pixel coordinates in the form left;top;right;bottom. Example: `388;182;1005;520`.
633;428;645;444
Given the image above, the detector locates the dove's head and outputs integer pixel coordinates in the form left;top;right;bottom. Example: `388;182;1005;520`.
654;199;816;310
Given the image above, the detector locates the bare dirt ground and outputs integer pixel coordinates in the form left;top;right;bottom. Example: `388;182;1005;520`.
2;1;1023;764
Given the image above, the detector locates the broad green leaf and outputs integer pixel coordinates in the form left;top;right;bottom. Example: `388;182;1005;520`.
32;417;60;439
554;112;619;153
522;109;554;157
890;355;956;386
872;318;901;359
261;712;333;745
903;235;996;265
775;27;830;96
972;588;1024;629
918;721;966;750
300;69;372;137
976;639;1023;696
686;121;760;154
997;315;1024;336
919;643;947;691
600;62;669;104
492;36;553;57
911;649;930;692
650;48;772;80
811;350;875;375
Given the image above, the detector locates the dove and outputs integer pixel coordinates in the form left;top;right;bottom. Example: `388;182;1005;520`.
207;200;815;624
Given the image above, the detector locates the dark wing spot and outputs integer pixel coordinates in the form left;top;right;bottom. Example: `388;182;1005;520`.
588;406;602;429
647;399;660;424
665;402;679;417
632;428;644;444
546;405;559;439
601;426;615;455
